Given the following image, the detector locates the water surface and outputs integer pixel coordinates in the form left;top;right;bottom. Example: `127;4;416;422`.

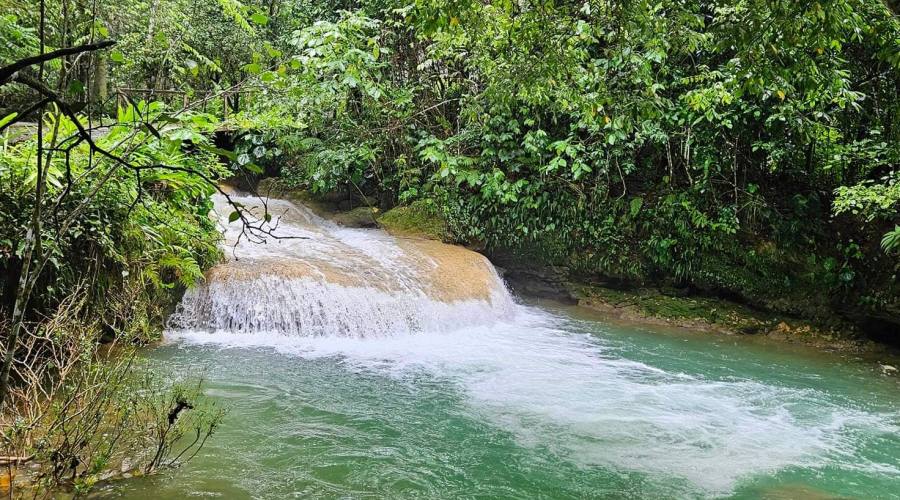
105;304;900;499
103;195;900;499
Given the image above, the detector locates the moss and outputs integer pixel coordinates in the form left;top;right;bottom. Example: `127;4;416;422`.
255;177;345;218
573;284;786;335
378;200;449;240
570;282;872;350
257;178;317;204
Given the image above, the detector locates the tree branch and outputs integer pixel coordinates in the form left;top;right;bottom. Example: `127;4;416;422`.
0;98;52;135
11;72;303;246
0;40;116;85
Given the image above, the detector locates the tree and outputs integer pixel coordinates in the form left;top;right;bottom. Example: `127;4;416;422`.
0;0;284;407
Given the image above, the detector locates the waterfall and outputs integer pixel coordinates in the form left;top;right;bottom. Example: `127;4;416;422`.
158;196;900;500
168;195;516;337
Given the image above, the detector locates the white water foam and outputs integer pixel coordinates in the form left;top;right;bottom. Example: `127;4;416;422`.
169;194;516;336
168;312;899;495
167;194;900;495
170;277;514;337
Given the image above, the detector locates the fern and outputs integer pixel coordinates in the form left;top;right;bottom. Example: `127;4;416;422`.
882;226;900;254
216;0;255;35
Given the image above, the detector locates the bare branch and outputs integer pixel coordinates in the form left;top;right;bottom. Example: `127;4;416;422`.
0;40;116;85
10;71;304;246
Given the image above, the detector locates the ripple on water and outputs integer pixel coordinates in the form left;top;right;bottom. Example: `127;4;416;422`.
165;309;900;498
128;194;900;499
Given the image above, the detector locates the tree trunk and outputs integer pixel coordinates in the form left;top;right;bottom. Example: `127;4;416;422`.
92;54;108;106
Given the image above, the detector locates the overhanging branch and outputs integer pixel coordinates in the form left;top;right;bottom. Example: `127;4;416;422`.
0;40;116;85
10;72;301;247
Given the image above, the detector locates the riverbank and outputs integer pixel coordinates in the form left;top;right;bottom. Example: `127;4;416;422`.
570;284;882;352
499;264;900;368
499;261;900;365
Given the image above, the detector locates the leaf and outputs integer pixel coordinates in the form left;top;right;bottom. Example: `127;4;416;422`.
228;211;240;223
109;50;125;63
882;226;900;253
250;13;268;26
0;112;18;129
630;197;644;218
198;143;237;161
67;80;85;95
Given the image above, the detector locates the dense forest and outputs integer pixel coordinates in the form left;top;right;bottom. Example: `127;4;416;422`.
1;0;899;495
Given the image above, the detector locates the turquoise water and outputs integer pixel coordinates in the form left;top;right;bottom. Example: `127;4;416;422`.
103;302;900;499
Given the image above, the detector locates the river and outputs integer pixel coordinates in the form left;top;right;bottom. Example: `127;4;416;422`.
102;195;900;499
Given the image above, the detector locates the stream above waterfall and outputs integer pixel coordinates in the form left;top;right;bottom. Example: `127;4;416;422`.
102;195;900;499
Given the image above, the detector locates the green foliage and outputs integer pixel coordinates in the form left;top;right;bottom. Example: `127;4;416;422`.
0;13;38;65
0;13;40;113
882;226;900;254
241;0;899;320
0;103;225;317
834;171;900;222
13;0;890;325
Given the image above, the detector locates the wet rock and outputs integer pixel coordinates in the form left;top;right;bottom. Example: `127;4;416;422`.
487;251;576;304
320;188;351;204
98;470;117;481
738;324;763;335
332;207;378;228
355;194;378;207
255;177;282;197
881;364;898;376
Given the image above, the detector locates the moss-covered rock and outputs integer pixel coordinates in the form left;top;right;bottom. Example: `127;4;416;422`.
377;200;449;240
572;285;775;334
255;177;284;197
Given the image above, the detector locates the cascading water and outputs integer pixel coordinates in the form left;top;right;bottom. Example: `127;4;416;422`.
168;194;516;337
141;194;900;499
